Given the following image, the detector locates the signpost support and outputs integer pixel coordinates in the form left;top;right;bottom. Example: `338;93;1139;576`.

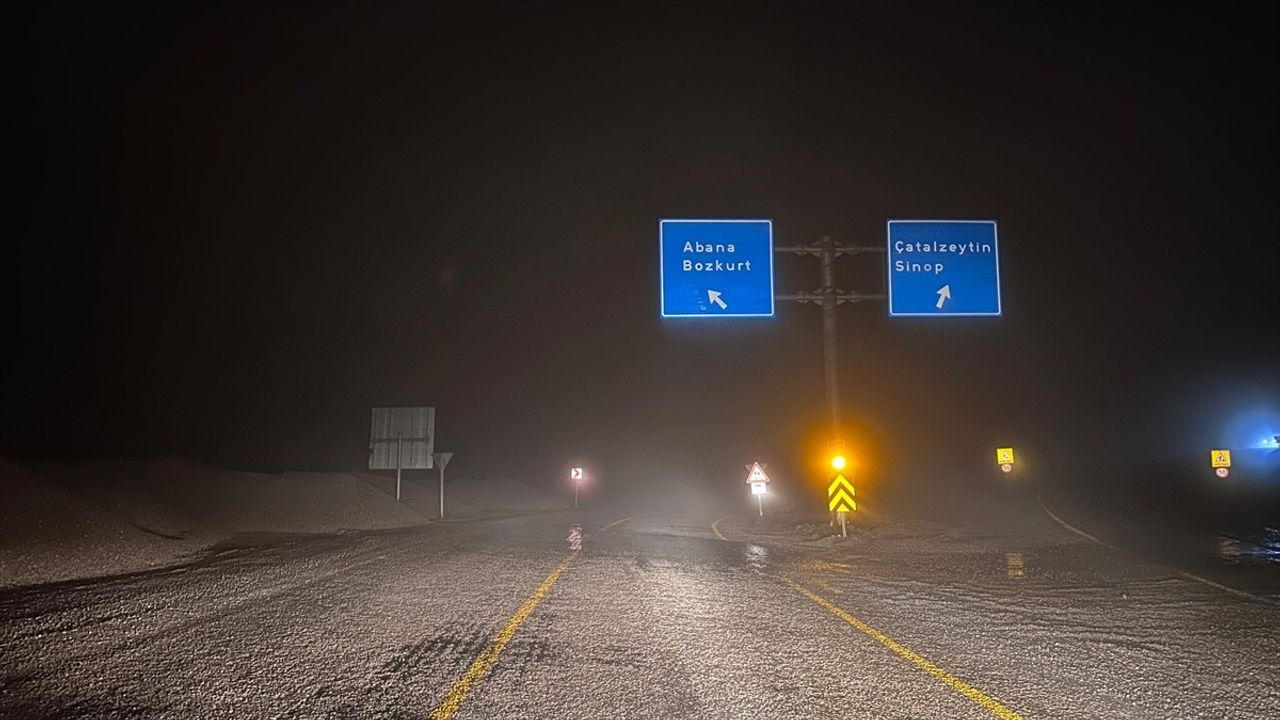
839;511;847;538
432;452;453;519
775;238;885;443
820;236;840;437
395;433;403;501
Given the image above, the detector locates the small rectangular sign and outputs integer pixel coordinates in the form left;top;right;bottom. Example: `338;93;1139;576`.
887;220;1001;316
996;447;1015;465
1210;450;1231;468
660;219;774;318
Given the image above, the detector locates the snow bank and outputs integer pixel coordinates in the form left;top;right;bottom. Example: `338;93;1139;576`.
1;457;430;587
0;459;177;587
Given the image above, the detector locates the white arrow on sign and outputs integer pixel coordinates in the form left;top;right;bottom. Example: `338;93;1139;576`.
935;284;951;309
707;289;728;309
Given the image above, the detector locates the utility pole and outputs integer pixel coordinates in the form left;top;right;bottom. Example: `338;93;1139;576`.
775;238;885;440
820;235;840;436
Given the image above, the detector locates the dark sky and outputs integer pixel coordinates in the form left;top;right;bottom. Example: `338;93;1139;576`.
9;2;1278;487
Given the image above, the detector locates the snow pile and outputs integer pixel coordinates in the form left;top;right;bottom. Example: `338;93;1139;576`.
0;458;176;587
38;457;429;543
1;456;562;587
1;457;432;587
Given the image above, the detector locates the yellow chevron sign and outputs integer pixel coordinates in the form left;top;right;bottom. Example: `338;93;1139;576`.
827;474;856;512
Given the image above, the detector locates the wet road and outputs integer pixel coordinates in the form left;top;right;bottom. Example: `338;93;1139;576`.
2;504;1278;719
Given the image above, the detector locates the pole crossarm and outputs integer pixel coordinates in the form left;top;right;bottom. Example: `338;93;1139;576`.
776;290;886;305
775;244;885;257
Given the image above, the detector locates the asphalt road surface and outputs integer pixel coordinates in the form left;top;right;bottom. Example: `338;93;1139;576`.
3;499;1278;719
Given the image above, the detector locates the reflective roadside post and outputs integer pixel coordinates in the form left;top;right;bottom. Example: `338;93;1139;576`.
432;452;453;519
570;467;584;508
745;462;770;517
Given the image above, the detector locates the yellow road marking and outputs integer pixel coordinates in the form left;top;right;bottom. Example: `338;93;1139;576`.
811;578;844;595
711;515;732;541
429;553;577;720
779;576;1024;720
600;515;637;532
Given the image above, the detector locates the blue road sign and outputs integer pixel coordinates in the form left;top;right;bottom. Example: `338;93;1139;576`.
886;220;1001;317
660;219;774;318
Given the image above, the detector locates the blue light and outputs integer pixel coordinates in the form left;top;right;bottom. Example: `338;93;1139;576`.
1221;407;1280;473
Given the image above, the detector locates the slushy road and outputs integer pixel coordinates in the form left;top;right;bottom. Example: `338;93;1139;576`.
2;503;1277;719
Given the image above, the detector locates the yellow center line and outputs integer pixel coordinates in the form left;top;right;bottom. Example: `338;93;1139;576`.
778;575;1024;720
600;515;637;532
710;515;732;541
429;552;577;720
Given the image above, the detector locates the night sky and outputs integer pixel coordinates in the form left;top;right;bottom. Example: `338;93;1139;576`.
10;2;1278;488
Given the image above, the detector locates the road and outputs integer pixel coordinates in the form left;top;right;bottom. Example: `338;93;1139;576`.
2;498;1278;719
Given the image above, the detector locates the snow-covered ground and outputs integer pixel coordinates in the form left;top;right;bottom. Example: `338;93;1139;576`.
0;457;555;588
2;503;1276;718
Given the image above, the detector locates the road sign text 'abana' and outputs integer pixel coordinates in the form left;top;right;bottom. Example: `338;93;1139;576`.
660;219;774;318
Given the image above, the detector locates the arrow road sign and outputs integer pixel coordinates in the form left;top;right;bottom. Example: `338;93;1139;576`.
827;474;856;512
887;220;1001;316
660;219;774;318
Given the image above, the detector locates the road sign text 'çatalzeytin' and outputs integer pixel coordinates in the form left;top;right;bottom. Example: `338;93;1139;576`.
887;220;1001;316
660;219;774;318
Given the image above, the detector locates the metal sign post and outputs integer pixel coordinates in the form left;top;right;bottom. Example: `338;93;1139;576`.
570;467;584;508
745;462;770;517
433;452;454;519
751;482;767;516
396;433;403;500
774;237;885;443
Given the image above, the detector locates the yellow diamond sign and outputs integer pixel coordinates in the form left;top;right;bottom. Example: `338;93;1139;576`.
1210;450;1231;469
827;474;856;512
995;447;1015;465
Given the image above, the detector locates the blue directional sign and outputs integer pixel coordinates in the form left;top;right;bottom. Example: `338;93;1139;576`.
660;219;774;318
886;220;1001;317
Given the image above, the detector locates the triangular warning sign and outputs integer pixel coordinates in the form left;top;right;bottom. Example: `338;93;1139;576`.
745;461;770;483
